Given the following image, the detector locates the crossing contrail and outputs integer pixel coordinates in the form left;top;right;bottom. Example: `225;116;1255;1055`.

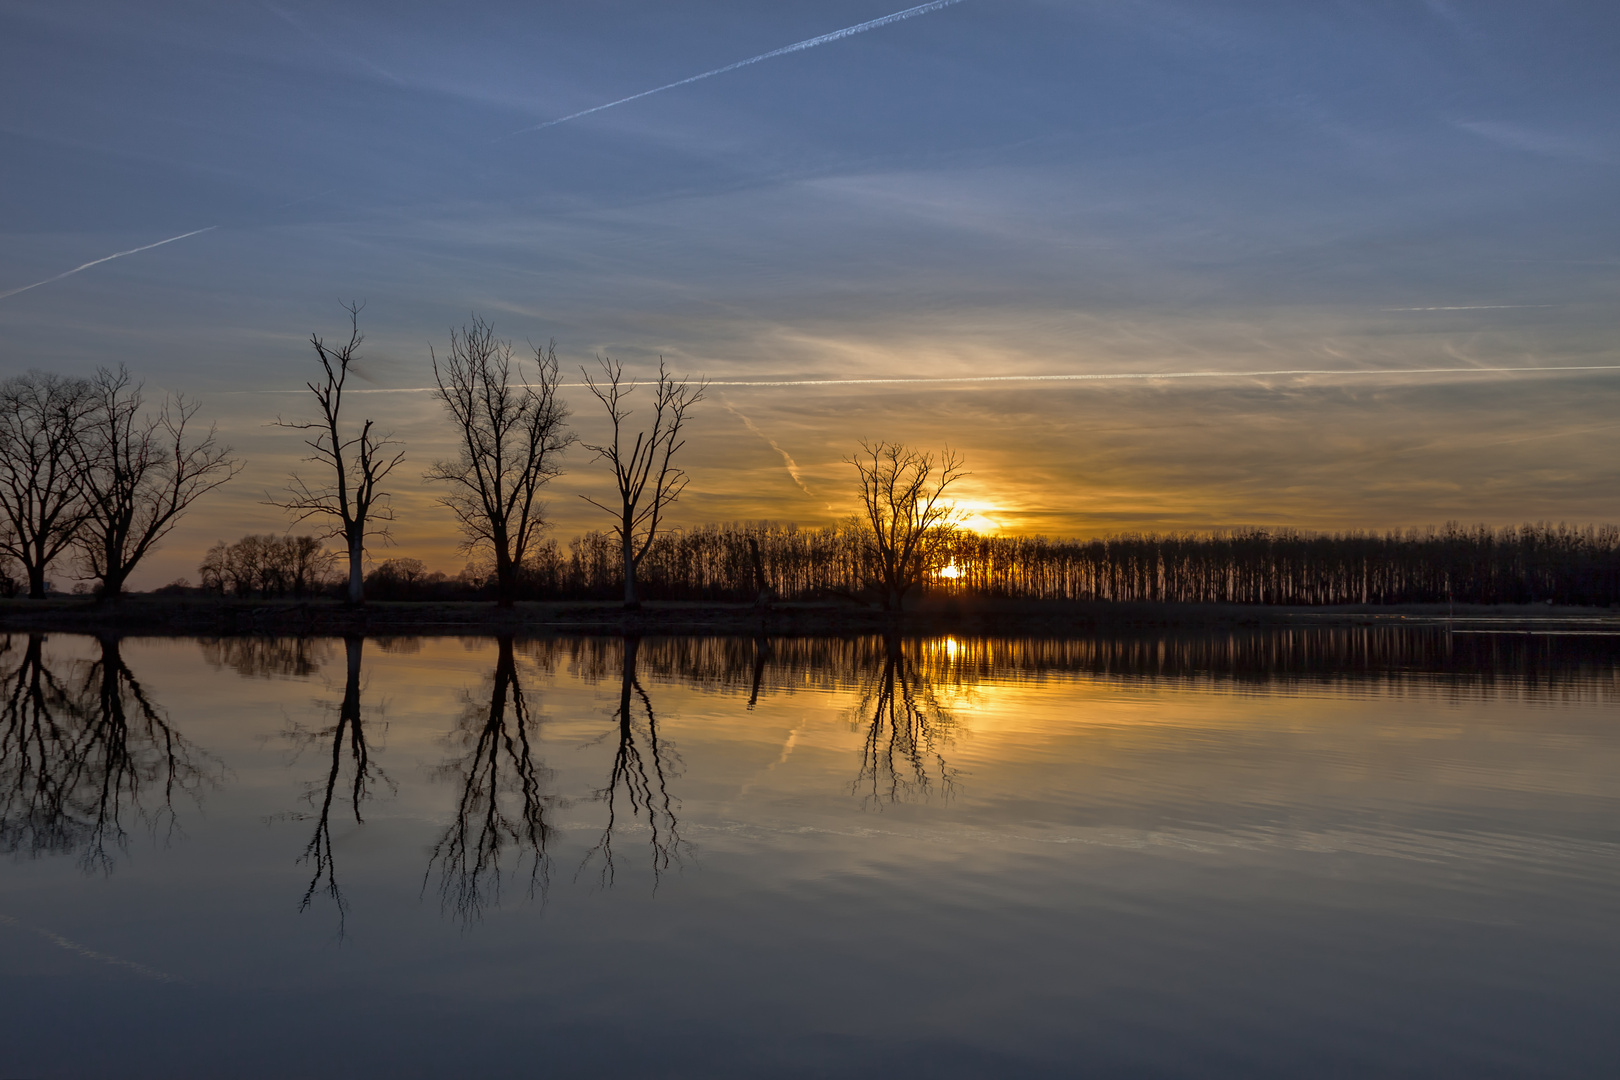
5;4;965;301
222;363;1620;394
513;0;970;135
0;227;218;302
723;397;816;497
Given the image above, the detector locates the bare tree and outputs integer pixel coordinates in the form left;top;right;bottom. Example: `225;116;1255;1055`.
0;372;95;598
269;306;404;605
849;635;957;807
426;317;573;607
288;635;391;933
425;635;556;924
580;357;704;609
846;440;967;611
579;636;685;888
72;366;239;601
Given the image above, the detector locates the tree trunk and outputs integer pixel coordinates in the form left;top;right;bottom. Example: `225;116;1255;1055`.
495;549;515;609
27;564;46;600
343;635;363;715
622;530;640;610
619;636;640;719
346;532;365;605
99;566;128;603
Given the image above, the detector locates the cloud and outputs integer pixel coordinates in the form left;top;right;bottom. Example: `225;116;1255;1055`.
1454;120;1609;162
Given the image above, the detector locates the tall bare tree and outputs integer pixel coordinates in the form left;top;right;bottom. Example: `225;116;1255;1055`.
426;318;573;607
580;357;704;609
580;636;685;888
847;440;967;611
269;306;404;605
0;372;95;598
72;366;239;601
426;635;555;924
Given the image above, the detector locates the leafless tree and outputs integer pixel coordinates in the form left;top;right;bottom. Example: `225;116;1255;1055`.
849;635;957;808
268;305;404;605
847;440;967;611
426;317;573;607
425;635;556;925
580;357;704;609
72;366;239;601
288;635;391;934
0;372;95;598
0;634;219;872
579;636;686;888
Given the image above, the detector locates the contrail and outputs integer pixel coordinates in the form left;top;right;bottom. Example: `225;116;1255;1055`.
513;0;969;135
222;362;1620;395
1383;304;1556;311
6;4;964;302
0;227;218;302
722;397;815;497
0;912;179;983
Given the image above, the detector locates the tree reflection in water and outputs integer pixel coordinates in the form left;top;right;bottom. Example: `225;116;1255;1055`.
850;635;958;808
425;635;557;925
284;634;391;928
581;636;686;888
0;634;216;873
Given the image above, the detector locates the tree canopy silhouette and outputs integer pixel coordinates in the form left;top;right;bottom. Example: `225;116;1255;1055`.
269;304;404;605
426;317;573;607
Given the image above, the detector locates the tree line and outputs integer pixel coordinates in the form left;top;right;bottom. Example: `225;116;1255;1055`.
5;306;1616;609
196;517;1620;607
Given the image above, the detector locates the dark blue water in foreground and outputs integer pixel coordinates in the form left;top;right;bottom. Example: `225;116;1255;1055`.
2;629;1617;1078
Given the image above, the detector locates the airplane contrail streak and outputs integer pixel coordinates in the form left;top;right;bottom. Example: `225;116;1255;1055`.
221;363;1620;395
512;0;969;135
1383;304;1555;311
723;398;815;497
0;227;219;302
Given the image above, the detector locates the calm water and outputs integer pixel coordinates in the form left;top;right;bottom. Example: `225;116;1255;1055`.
2;629;1617;1078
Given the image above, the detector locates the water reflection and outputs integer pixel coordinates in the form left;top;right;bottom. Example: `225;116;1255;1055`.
850;635;957;807
581;636;687;888
201;636;334;679
426;635;557;924
523;628;1618;700
284;635;392;927
0;634;217;873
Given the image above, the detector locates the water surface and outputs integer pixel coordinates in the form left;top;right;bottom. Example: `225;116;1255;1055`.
2;629;1616;1078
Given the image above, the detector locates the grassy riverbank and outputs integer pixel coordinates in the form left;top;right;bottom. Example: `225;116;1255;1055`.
1;595;1615;637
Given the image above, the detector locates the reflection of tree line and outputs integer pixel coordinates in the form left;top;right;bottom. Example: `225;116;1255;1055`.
500;628;1620;701
20;627;1592;924
0;633;687;927
0;631;953;931
0;634;218;873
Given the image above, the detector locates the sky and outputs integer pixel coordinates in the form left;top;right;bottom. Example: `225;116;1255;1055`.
1;0;1617;587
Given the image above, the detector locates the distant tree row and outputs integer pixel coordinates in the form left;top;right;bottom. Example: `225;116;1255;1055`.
541;520;1620;607
205;519;1616;608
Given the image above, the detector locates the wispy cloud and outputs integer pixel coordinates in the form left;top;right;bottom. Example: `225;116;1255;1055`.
1455;120;1608;161
511;0;969;135
0;227;217;302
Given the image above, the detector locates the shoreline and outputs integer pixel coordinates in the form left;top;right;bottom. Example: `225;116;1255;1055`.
1;596;1616;637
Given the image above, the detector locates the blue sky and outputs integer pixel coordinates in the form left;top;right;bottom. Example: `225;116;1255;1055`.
2;0;1617;584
